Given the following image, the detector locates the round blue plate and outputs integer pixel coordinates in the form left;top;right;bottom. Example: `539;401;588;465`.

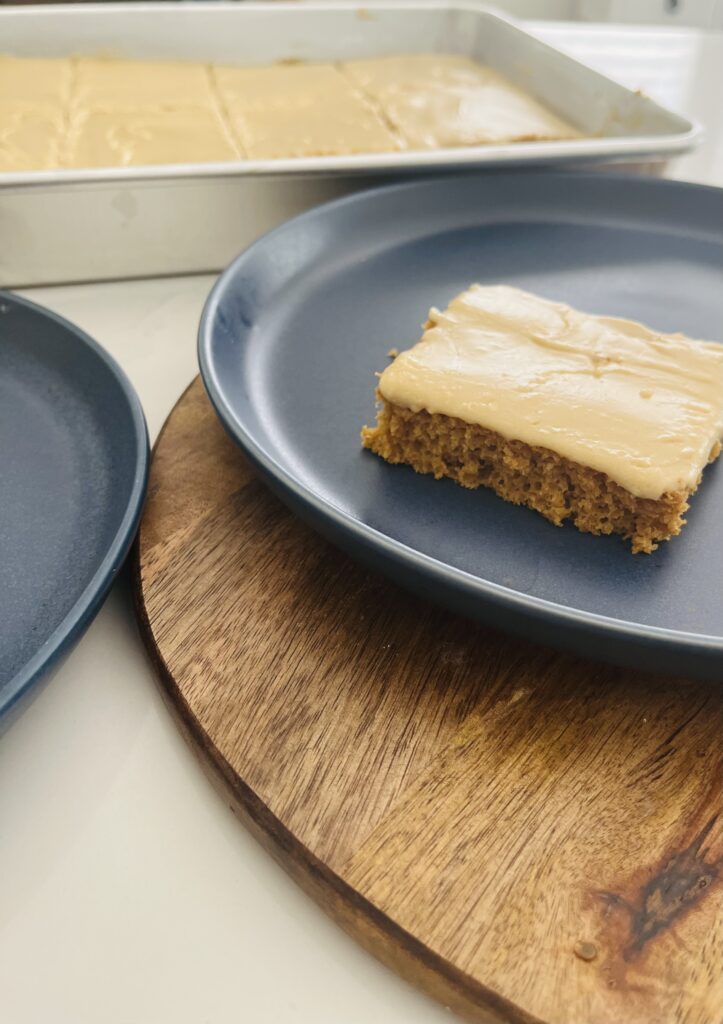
199;171;723;680
0;291;148;727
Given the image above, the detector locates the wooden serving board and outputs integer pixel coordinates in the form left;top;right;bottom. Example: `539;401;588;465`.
134;378;723;1024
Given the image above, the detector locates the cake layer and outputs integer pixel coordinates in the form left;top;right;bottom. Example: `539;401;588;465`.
362;401;706;553
376;286;723;499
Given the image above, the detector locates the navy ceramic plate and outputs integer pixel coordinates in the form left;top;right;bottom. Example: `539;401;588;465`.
200;171;723;680
0;291;148;726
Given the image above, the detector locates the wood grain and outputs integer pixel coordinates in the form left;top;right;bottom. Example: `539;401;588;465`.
134;378;723;1024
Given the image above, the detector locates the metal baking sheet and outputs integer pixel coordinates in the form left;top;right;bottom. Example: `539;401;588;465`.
0;2;700;285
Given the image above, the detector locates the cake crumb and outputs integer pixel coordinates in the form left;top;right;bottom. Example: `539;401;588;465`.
362;400;698;553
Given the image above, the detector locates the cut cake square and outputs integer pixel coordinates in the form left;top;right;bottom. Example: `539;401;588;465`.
362;285;723;552
342;54;579;149
214;63;399;158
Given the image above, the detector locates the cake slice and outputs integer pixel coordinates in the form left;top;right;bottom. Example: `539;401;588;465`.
362;286;723;552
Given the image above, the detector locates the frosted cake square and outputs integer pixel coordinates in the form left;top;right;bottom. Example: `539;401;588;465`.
342;54;579;149
214;64;398;158
362;286;723;552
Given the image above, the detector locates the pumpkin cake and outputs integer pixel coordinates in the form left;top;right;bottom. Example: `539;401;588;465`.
361;285;723;552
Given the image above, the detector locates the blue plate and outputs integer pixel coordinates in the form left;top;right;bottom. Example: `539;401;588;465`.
200;171;723;680
0;291;148;727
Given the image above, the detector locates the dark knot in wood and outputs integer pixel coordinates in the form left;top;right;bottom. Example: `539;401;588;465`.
598;814;722;962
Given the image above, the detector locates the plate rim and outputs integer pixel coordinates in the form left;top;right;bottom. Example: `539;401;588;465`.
198;170;723;665
0;289;149;722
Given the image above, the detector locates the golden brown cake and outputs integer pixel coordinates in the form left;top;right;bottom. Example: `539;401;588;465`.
362;286;723;552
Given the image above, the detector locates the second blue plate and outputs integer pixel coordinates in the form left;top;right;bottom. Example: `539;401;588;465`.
200;171;723;680
0;292;148;727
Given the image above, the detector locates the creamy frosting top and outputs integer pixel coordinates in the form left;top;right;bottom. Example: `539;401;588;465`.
65;109;239;169
73;58;215;110
378;286;723;499
0;57;69;171
1;52;577;171
216;64;399;159
342;55;579;148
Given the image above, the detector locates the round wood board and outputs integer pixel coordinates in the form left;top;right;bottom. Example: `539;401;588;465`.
134;378;723;1024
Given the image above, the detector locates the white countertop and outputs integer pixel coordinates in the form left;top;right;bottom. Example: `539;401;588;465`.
1;23;722;1024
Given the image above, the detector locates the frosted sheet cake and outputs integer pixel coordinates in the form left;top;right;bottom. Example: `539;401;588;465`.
0;53;578;170
362;286;723;552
